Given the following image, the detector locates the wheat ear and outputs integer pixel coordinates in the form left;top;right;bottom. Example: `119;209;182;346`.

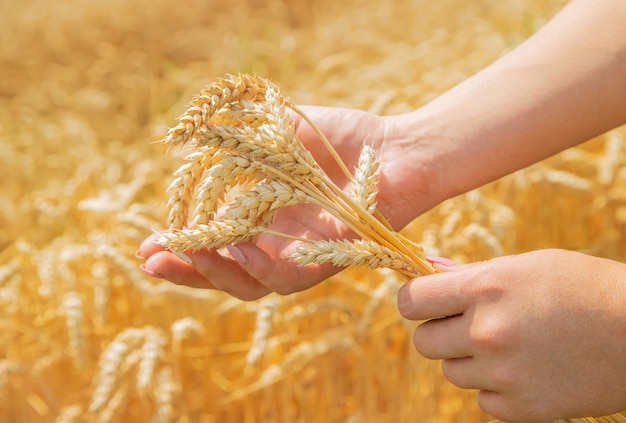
158;74;435;278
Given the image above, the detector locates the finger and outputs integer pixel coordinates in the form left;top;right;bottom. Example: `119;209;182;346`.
476;390;544;423
441;357;498;392
227;242;339;295
413;314;472;359
397;267;470;321
136;231;167;259
189;247;271;300
142;250;216;289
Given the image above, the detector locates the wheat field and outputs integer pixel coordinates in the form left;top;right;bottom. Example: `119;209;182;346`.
1;0;625;422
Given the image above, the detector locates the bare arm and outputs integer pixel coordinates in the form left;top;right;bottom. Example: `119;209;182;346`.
387;0;626;220
392;3;626;420
138;0;626;301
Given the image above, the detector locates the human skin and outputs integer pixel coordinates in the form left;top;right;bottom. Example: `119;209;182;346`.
137;0;626;419
398;250;626;422
390;3;626;417
138;0;626;299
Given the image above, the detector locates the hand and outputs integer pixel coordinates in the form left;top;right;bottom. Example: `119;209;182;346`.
137;106;435;300
398;249;626;422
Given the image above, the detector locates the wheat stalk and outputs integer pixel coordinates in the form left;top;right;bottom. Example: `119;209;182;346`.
157;74;435;278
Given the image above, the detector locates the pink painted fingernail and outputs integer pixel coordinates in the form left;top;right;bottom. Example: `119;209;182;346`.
139;264;164;279
227;245;249;266
426;256;457;267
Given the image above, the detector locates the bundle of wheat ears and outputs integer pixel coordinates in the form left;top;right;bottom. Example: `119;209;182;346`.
157;74;434;278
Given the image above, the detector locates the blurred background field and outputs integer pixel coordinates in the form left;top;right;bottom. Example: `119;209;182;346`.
1;0;625;422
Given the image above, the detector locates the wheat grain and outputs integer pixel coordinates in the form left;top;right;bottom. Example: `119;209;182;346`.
351;144;379;214
158;219;268;251
598;131;624;185
289;239;423;276
223;180;307;226
94;381;131;423
153;366;179;423
538;169;594;191
171;317;204;353
191;154;260;225
463;223;504;256
440;209;462;238
0;360;21;396
136;327;168;390
55;405;83;423
162;74;287;147
89;328;145;414
91;262;110;327
0;261;20;311
0;262;19;285
489;204;516;239
61;291;86;370
35;247;59;299
167;149;213;229
282;297;351;321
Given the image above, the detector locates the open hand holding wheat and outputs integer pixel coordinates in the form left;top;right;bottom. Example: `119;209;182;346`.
146;74;434;297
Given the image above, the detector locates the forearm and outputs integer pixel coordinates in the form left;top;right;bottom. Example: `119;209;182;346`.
389;0;626;214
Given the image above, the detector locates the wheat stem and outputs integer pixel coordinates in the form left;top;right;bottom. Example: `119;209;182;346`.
291;105;353;182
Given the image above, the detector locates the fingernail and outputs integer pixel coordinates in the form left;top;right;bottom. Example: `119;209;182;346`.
173;251;193;264
139;264;164;279
227;245;249;266
426;256;457;267
135;249;145;260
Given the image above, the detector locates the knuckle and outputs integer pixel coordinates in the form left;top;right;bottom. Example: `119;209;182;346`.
469;317;510;350
471;326;502;349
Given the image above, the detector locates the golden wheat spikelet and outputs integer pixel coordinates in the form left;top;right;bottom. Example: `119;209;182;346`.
289;239;422;277
350;143;380;214
162;74;286;147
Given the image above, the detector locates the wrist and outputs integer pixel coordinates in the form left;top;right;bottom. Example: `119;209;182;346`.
381;111;457;227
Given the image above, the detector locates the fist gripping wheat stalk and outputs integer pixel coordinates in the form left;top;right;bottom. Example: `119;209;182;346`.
157;74;434;278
